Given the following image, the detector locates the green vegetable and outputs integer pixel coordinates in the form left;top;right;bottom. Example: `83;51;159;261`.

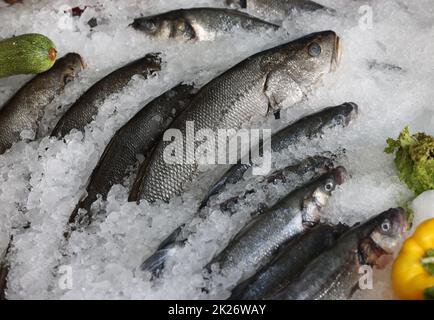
0;33;57;78
385;127;434;195
424;286;434;300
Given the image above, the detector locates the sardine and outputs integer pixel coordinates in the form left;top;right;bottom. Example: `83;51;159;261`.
207;167;347;283
272;208;408;300
229;223;349;300
140;154;337;276
201;103;358;209
129;30;342;203
131;8;279;42
225;0;334;24
0;53;84;154
51;53;162;138
67;84;198;232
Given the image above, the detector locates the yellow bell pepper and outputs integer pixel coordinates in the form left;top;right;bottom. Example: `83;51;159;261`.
392;218;434;300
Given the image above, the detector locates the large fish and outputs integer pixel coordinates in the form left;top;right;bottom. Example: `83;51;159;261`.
51;53;162;138
207;167;347;283
272;208;408;300
229;223;349;300
129;30;342;203
225;0;334;24
201;103;358;209
131;8;279;42
141;154;338;276
67;84;198;232
0;53;84;154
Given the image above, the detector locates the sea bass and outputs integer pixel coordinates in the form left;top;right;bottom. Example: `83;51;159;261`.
67;84;198;232
0;53;83;154
131;8;279;42
51;53;162;138
272;208;408;300
201;103;358;209
129;30;342;203
207;167;347;283
226;0;333;24
229;223;349;300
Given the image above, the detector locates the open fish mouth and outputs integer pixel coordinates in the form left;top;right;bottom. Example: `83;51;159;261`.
331;35;342;72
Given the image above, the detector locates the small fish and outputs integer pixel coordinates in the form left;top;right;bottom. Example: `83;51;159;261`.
207;167;347;283
272;208;408;300
131;8;279;42
225;0;334;24
66;84;198;233
201;103;358;209
51;53;162;138
0;53;83;154
229;223;349;300
129;30;343;203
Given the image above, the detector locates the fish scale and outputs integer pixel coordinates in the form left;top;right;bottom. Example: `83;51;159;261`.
129;31;341;203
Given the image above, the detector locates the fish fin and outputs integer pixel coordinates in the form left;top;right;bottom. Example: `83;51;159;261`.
348;281;360;299
140;241;184;277
264;72;302;114
157;226;185;250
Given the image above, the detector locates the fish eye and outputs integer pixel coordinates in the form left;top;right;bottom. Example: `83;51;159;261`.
63;74;74;85
381;219;391;233
324;179;335;192
144;20;157;33
308;42;322;57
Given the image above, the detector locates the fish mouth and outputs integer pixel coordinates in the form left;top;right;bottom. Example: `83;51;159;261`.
332;166;347;185
331;35;342;72
343;102;359;125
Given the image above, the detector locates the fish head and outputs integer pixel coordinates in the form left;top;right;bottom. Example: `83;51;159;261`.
322;102;359;128
360;208;408;269
282;30;342;84
51;53;85;88
131;16;196;41
301;166;347;227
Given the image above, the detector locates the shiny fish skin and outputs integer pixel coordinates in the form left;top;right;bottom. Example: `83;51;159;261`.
201;103;358;209
0;53;83;154
51;53;162;138
207;167;347;283
0;238;11;300
131;8;279;42
225;0;333;24
229;223;349;300
67;84;198;231
129;31;342;203
272;208;408;300
140;154;337;276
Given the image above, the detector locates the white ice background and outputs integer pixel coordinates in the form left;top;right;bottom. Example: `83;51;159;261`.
0;0;432;299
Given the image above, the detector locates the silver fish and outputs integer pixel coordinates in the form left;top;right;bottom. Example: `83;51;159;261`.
229;223;349;300
129;30;342;203
0;237;11;300
0;53;84;154
51;53;162;138
272;208;408;300
201;103;358;209
131;8;279;42
67;84;198;232
226;0;334;24
207;167;347;283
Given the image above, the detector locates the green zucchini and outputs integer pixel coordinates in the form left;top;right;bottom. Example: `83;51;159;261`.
0;33;57;78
